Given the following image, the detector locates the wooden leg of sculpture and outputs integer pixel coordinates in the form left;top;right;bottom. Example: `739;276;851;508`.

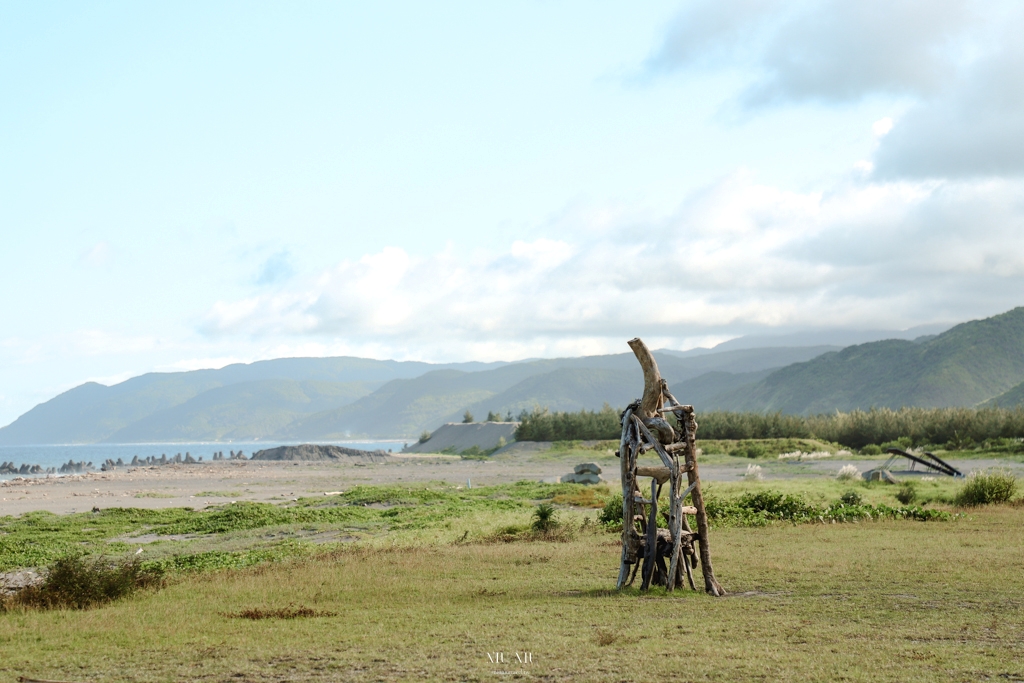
616;408;635;590
680;407;725;596
640;477;658;590
680;515;697;590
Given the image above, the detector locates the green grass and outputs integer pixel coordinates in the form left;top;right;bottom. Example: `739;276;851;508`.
1;506;1022;681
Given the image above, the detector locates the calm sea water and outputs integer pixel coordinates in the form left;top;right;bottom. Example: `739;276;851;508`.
0;440;409;479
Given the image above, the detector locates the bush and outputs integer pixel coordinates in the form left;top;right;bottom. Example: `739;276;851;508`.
462;411;474;424
599;494;623;526
840;490;863;506
895;483;918;505
744;464;764;480
836;464;860;481
860;444;882;455
531;503;559;532
705;489;952;526
4;555;162;611
954;471;1017;506
731;443;768;458
418;431;431;444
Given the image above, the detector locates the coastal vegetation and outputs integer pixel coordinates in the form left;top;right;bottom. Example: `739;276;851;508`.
515;405;1024;450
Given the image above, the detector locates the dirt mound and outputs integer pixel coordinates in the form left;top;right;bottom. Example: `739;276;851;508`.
251;444;391;463
403;422;519;454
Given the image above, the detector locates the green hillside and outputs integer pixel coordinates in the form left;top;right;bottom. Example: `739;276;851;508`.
271;348;832;438
103;380;378;442
0;345;838;443
454;367;639;421
981;380;1024;408
721;307;1024;413
0;357;505;445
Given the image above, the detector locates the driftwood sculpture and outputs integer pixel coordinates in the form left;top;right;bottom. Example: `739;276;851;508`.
616;338;725;596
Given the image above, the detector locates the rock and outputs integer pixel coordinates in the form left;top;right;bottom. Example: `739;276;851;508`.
560;472;604;485
184;453;197;464
574;462;602;475
0;570;44;596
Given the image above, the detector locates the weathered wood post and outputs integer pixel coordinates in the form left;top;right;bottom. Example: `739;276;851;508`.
616;337;724;596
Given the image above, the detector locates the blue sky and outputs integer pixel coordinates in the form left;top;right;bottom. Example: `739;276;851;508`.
2;0;1024;426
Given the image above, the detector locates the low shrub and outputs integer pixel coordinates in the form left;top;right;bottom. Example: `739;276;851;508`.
896;483;918;505
840;490;863;506
704;489;952;526
860;444;882;455
599;494;623;526
744;464;764;481
954;471;1017;506
531;503;559;532
3;554;162;611
732;443;768;459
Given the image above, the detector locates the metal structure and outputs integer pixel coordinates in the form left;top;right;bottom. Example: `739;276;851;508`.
880;448;963;478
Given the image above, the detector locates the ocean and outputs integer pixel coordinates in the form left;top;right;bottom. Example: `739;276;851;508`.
0;440;409;479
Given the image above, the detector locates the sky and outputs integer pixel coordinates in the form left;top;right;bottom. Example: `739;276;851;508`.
2;0;1024;426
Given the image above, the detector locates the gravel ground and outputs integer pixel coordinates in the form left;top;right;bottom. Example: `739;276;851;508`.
2;450;1021;517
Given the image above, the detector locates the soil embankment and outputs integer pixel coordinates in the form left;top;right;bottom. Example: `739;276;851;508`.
251;444;391;463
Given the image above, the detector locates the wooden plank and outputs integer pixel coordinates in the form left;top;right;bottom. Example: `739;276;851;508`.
636;465;670;483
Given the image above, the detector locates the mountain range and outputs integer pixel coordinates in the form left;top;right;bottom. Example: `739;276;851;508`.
1;307;1020;443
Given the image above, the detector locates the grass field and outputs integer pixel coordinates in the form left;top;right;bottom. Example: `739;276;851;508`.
2;469;1023;682
1;506;1022;682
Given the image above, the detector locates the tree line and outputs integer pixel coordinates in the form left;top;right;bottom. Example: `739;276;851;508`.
513;405;1024;450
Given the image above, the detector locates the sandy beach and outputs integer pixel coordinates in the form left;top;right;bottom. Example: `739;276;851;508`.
0;453;598;517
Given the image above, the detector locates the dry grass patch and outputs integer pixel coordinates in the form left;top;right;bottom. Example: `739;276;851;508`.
230;605;337;620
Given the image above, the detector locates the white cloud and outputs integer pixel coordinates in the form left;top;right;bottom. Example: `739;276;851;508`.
199;173;1024;359
872;118;894;137
648;0;976;106
646;0;1024;180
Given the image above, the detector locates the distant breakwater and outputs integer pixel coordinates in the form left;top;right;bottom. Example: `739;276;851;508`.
0;449;251;479
0;440;406;479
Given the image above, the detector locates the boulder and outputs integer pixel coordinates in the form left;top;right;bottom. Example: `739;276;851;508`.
574;462;602;475
560;472;603;485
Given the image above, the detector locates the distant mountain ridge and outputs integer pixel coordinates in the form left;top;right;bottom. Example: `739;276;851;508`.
0;357;507;445
716;307;1024;413
3;308;1019;443
0;345;835;443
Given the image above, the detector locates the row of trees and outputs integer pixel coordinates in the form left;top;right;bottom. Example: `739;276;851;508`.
512;405;1024;449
